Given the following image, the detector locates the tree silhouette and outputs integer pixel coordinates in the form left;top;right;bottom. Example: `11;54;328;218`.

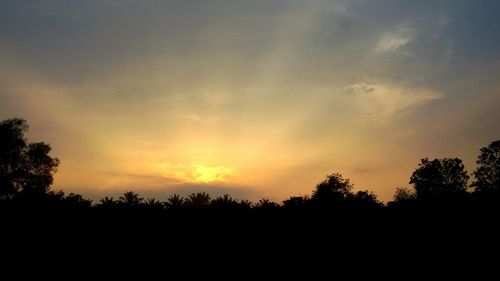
145;198;164;209
238;199;252;209
63;193;93;208
311;173;353;207
119;191;143;206
211;194;240;209
98;196;117;207
472;140;500;196
184;192;211;209
22;143;60;197
254;198;279;210
0;118;59;199
392;187;416;202
347;190;382;209
410;158;469;201
165;194;184;209
283;196;310;209
388;187;417;208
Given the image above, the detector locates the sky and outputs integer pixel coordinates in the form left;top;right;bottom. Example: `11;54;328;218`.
1;0;500;202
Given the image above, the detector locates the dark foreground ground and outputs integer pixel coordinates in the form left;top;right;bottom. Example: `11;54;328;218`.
2;206;498;276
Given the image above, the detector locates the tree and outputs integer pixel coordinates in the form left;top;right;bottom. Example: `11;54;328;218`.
387;187;417;208
347;190;382;209
283;196;310;209
145;198;164;209
184;192;211;209
409;158;469;201
165;194;184;209
119;191;143;206
211;194;240;209
238;199;252;209
254;198;279;210
98;196;117;208
63;193;93;208
472;140;500;195
392;187;416;202
0;118;59;199
311;173;353;207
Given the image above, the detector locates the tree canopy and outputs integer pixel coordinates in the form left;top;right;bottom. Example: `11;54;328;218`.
472;140;500;196
0;118;59;199
409;158;469;201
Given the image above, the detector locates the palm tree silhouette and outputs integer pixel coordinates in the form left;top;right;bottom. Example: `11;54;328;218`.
211;194;239;209
165;194;185;209
99;196;116;207
255;198;279;209
239;199;252;209
119;191;143;206
185;192;211;209
145;198;164;209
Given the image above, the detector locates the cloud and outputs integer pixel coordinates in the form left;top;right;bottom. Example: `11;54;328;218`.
344;81;443;123
375;24;415;53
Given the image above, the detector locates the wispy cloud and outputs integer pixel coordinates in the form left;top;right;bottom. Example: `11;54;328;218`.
375;24;415;53
345;81;442;123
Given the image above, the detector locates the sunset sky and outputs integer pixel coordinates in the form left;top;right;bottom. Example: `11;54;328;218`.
1;0;499;202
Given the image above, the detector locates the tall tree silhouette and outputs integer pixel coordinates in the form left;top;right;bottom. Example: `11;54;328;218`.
472;140;500;196
0;118;59;199
410;158;469;201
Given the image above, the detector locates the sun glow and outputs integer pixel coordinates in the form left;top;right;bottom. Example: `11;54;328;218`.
192;164;234;183
148;161;234;184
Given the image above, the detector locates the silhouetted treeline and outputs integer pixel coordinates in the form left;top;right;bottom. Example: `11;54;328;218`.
1;117;500;214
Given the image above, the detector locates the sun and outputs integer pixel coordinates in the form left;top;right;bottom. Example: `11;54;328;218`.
144;160;234;184
192;163;234;183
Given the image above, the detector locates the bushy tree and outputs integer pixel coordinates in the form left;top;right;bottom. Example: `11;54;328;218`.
410;158;469;201
311;173;353;207
0;118;59;199
347;190;382;208
472;140;500;196
283;196;310;209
